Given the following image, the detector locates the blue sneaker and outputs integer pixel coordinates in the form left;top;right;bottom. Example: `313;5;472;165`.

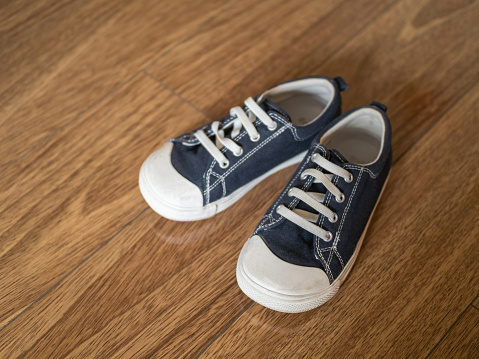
236;102;392;313
139;76;348;221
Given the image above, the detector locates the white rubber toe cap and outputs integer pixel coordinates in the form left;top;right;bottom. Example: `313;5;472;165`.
140;142;203;210
240;235;330;296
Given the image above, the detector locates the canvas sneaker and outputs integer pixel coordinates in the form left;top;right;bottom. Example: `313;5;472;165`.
236;102;392;313
139;76;348;221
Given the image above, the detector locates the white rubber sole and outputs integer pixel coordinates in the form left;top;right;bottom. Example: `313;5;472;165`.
236;173;391;313
139;150;307;221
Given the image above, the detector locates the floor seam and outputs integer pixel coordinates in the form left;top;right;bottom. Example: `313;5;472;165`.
144;70;212;120
195;301;254;358
0;207;149;333
143;0;401;134
0;0;244;333
424;300;478;358
0;0;242;175
0;70;142;175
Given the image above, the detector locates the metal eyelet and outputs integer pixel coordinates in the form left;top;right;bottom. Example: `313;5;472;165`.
311;153;320;161
219;159;230;169
300;172;308;180
287;188;294;197
250;134;261;142
234;147;243;157
324;231;334;242
267;122;278;131
328;213;338;223
335;193;345;203
276;204;284;213
345;173;353;183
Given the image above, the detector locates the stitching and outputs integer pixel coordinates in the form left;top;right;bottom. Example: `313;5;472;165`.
203;118;261;198
206;125;288;193
334;247;345;268
205;167;213;204
331;150;345;163
331;168;364;253
210;171;226;197
269;112;301;140
203;119;257;202
318;174;339;270
255;144;326;233
316;249;334;281
317;168;363;278
179;115;235;144
196;111;299;202
343;164;376;178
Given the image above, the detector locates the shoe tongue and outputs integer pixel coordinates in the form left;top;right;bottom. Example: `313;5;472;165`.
308;145;352;193
258;98;292;122
329;148;351;165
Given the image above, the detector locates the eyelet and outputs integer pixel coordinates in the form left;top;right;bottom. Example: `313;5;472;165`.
300;173;308;180
311;153;319;161
287;188;294;197
276;204;284;213
267;122;278;131
219;159;230;169
234;147;243;157
324;231;334;242
345;173;353;183
250;134;261;142
335;193;345;203
328;213;338;223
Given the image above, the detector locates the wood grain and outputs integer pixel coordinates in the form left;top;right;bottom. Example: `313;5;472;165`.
429;306;479;359
0;0;235;170
315;0;479;160
148;0;479;160
147;0;395;119
0;149;297;358
1;0;477;357
199;84;479;358
0;0;79;50
0;73;210;329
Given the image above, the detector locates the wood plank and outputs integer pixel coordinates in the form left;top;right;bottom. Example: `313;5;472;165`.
0;73;210;329
147;0;395;119
429;306;479;359
147;0;479;160
475;296;479;308
0;0;80;50
0;0;236;170
198;84;479;358
0;152;297;358
316;0;479;160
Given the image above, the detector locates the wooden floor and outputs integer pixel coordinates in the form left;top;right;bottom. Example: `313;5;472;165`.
1;0;478;357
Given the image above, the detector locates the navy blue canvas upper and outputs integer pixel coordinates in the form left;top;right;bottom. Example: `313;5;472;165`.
252;104;392;283
170;76;347;205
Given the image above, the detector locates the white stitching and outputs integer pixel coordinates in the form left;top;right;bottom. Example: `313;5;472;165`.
331;168;363;251
203;119;262;198
254;144;326;233
206;125;288;193
269;113;301;140
334;247;345;268
316;249;333;280
210;171;226;197
343;164;376;178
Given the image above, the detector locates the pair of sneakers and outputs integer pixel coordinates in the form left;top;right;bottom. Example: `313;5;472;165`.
139;76;392;313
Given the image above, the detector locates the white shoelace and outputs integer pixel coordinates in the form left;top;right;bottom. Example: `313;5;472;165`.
194;97;277;168
277;153;353;242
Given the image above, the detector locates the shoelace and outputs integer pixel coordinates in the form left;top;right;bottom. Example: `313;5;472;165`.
276;153;353;242
194;97;278;169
